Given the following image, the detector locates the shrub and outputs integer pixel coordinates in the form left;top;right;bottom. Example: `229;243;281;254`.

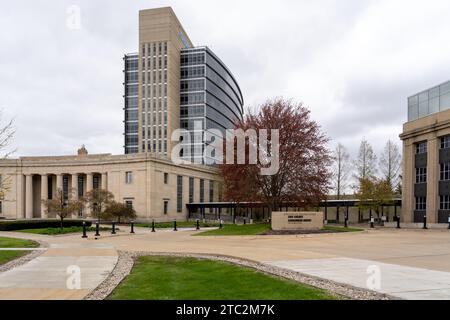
0;219;92;231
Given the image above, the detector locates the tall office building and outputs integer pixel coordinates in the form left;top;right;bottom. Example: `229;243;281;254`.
401;80;450;225
123;7;244;160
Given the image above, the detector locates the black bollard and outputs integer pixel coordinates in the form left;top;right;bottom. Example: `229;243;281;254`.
112;222;116;235
82;221;87;238
448;215;450;230
219;220;223;229
244;218;247;225
196;219;200;230
173;219;177;231
370;218;374;229
344;216;348;228
151;220;156;232
423;215;428;230
396;215;401;229
95;221;100;236
130;221;135;234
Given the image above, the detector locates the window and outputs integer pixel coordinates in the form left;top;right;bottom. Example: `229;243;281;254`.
125;200;133;210
164;172;169;184
177;175;183;213
199;179;205;203
416;167;427;183
441;162;450;181
416;142;427;154
440;195;450;210
93;175;100;190
442;136;450;149
164;200;168;214
125;171;133;184
415;197;426;211
189;177;194;203
209;180;214;213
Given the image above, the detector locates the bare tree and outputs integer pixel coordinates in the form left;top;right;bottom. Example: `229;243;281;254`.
83;189;115;221
0;111;15;198
353;139;377;189
379;140;402;192
331;143;351;199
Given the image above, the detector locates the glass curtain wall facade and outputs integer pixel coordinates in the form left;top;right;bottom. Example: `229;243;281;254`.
408;80;450;121
180;47;244;163
124;53;139;154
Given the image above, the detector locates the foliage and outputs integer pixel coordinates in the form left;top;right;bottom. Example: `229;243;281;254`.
220;98;332;212
0;219;91;231
357;177;395;215
42;188;84;229
83;189;115;221
104;201;137;223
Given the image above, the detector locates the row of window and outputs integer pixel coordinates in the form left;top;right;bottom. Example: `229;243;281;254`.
142;42;168;57
416;162;450;183
415;135;450;154
416;195;450;211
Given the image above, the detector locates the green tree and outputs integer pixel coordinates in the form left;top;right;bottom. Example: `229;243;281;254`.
105;201;137;223
43;188;84;229
357;178;395;221
83;189;114;221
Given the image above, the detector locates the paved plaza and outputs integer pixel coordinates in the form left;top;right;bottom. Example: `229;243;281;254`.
1;227;450;299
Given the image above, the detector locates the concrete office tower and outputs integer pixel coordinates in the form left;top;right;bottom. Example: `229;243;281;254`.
400;80;450;225
123;7;244;161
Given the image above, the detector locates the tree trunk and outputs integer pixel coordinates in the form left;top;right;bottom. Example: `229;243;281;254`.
60;217;64;230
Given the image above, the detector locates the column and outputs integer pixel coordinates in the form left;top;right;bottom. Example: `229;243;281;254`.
101;172;107;190
71;174;79;218
41;174;48;219
86;173;93;216
25;174;33;219
427;137;438;224
56;174;63;193
402;142;414;223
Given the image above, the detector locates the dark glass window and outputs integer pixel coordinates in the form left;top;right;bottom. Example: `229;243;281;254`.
189;177;194;203
441;162;450;181
415;197;426;211
164;172;168;184
164;200;168;214
441;136;450;149
200;179;205;203
177;175;183;213
440;195;450;210
416;167;427;183
416;142;427;154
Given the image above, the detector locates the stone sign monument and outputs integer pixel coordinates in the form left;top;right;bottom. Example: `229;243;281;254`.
271;211;324;230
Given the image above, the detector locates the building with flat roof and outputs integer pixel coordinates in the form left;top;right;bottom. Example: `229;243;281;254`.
0;7;236;221
124;7;244;162
401;80;450;225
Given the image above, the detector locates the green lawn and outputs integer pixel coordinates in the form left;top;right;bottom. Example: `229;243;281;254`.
194;223;271;236
324;226;364;232
135;221;220;229
108;256;338;300
0;236;39;265
18;226;110;235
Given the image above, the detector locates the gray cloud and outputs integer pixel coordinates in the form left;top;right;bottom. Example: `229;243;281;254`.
1;0;450;163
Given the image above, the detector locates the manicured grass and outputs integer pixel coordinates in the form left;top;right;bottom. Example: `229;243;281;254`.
135;221;220;229
108;256;338;300
0;236;39;248
194;223;271;236
0;236;39;265
18;226;110;235
324;226;364;233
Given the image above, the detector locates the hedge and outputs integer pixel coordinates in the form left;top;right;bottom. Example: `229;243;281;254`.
0;219;92;231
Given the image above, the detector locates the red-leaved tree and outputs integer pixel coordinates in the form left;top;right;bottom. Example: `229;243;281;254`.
220;98;332;212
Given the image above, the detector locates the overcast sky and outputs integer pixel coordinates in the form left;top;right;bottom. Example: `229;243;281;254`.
1;0;450;161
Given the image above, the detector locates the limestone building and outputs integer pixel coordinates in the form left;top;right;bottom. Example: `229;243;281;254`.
400;80;450;224
0;7;242;221
0;148;221;221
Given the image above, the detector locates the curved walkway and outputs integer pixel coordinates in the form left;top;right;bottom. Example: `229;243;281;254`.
0;231;117;300
2;227;450;300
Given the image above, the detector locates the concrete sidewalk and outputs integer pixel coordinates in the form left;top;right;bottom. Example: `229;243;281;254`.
0;232;117;300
